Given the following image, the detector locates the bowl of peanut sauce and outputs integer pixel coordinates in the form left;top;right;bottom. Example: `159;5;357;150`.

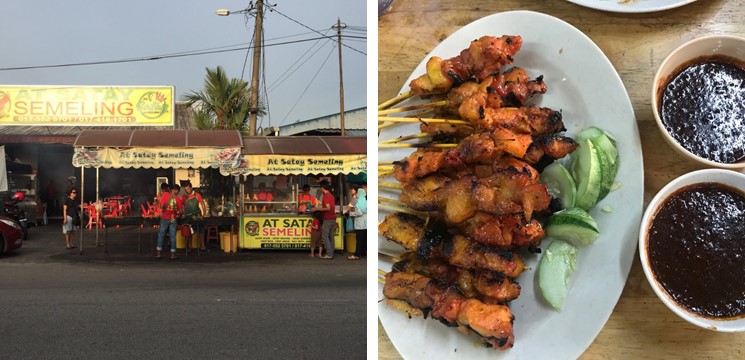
640;169;745;331
652;35;745;168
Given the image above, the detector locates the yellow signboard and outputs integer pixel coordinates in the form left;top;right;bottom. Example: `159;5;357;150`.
73;146;242;169
240;215;343;250
0;86;174;126
221;154;367;176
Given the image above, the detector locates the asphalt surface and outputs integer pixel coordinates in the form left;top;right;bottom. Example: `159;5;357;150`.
0;221;367;360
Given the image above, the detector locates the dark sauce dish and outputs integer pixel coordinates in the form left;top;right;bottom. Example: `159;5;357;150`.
640;169;745;332
652;35;745;169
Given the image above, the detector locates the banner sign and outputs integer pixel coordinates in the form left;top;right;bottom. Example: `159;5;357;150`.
72;146;242;169
0;86;174;126
221;154;367;176
240;215;343;250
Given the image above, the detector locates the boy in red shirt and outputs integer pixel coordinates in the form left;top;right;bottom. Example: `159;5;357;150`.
156;183;184;260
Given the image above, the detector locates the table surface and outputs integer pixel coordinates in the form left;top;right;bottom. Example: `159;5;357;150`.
377;0;744;358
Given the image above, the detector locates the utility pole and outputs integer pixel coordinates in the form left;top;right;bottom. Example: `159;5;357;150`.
333;18;346;136
248;0;264;136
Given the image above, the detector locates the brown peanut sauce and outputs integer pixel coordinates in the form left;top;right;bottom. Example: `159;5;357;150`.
659;55;745;164
647;183;745;319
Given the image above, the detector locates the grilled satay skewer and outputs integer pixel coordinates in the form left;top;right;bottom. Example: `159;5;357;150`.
397;160;552;221
378;213;526;278
392;252;522;303
383;271;515;350
392;132;577;183
410;35;523;96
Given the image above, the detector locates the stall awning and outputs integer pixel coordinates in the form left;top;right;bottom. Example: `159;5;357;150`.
240;136;366;155
74;130;243;148
72;130;244;169
222;136;367;176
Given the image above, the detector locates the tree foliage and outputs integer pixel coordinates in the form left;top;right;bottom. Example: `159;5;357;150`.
184;66;266;132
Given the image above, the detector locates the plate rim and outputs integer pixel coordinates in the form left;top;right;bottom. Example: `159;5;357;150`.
564;0;697;13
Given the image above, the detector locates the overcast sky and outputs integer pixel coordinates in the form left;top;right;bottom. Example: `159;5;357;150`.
0;0;366;131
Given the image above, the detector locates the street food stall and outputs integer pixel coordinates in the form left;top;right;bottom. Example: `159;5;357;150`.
72;129;244;253
220;136;367;250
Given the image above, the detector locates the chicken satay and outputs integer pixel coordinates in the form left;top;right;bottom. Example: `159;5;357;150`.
399;168;551;221
410;35;523;95
378;214;526;277
419;122;475;140
392;252;522;303
458;104;565;137
383;271;515;350
522;134;580;167
392;129;533;183
435;67;548;117
461;212;544;250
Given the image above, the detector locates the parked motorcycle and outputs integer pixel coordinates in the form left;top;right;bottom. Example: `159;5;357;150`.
3;192;29;240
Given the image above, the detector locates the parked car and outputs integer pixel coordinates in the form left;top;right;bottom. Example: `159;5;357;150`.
0;215;23;255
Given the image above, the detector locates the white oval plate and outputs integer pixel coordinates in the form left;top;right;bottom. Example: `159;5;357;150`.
378;10;644;359
565;0;696;13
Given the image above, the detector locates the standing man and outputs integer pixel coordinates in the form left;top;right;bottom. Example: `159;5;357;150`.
316;180;336;259
156;184;183;260
181;181;209;251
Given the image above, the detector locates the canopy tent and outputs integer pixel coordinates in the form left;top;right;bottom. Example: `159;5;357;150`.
220;136;367;176
71;129;244;251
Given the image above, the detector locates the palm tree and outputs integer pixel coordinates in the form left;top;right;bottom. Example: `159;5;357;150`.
184;66;266;132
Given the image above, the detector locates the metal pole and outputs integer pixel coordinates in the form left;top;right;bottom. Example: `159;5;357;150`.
96;167;99;246
334;18;346;136
79;166;84;254
248;0;264;136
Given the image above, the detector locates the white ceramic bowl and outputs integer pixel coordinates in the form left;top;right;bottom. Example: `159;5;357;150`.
651;35;745;169
639;169;745;332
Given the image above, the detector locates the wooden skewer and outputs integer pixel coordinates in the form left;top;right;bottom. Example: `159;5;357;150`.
379;160;396;165
378;91;414;110
379;181;402;190
378;269;388;276
379;197;407;207
379;253;401;263
378;116;471;126
378;100;448;116
378;121;396;130
378;276;386;285
379;132;431;144
379;202;428;217
379;143;457;149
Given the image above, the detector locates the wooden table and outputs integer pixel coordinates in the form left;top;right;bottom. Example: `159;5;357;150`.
378;0;744;358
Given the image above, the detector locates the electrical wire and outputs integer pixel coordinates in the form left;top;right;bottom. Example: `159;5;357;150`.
266;31;333;94
0;36;339;71
263;2;365;56
278;45;336;126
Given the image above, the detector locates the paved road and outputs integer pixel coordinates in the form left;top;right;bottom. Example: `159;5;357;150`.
0;221;367;360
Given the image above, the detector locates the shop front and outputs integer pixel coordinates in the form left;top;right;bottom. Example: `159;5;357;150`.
220;136;366;250
72;129;244;252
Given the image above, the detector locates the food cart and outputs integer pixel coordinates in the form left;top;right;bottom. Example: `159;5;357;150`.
72;129;244;252
220;136;367;250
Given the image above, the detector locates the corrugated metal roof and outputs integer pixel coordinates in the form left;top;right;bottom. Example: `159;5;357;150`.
241;136;366;155
73;130;243;148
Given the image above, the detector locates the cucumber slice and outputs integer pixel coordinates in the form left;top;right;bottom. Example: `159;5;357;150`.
538;239;578;311
570;139;604;210
576;127;619;200
545;208;600;245
540;162;576;209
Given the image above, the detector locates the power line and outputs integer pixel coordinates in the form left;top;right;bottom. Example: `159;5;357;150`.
267;31;333;93
263;2;366;56
0;36;362;72
279;45;336;126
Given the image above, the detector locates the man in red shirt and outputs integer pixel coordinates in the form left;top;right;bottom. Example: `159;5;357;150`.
156;183;184;260
315;181;336;259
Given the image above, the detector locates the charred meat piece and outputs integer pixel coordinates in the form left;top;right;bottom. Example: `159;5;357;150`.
383;271;515;350
410;35;523;95
393;253;522;303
